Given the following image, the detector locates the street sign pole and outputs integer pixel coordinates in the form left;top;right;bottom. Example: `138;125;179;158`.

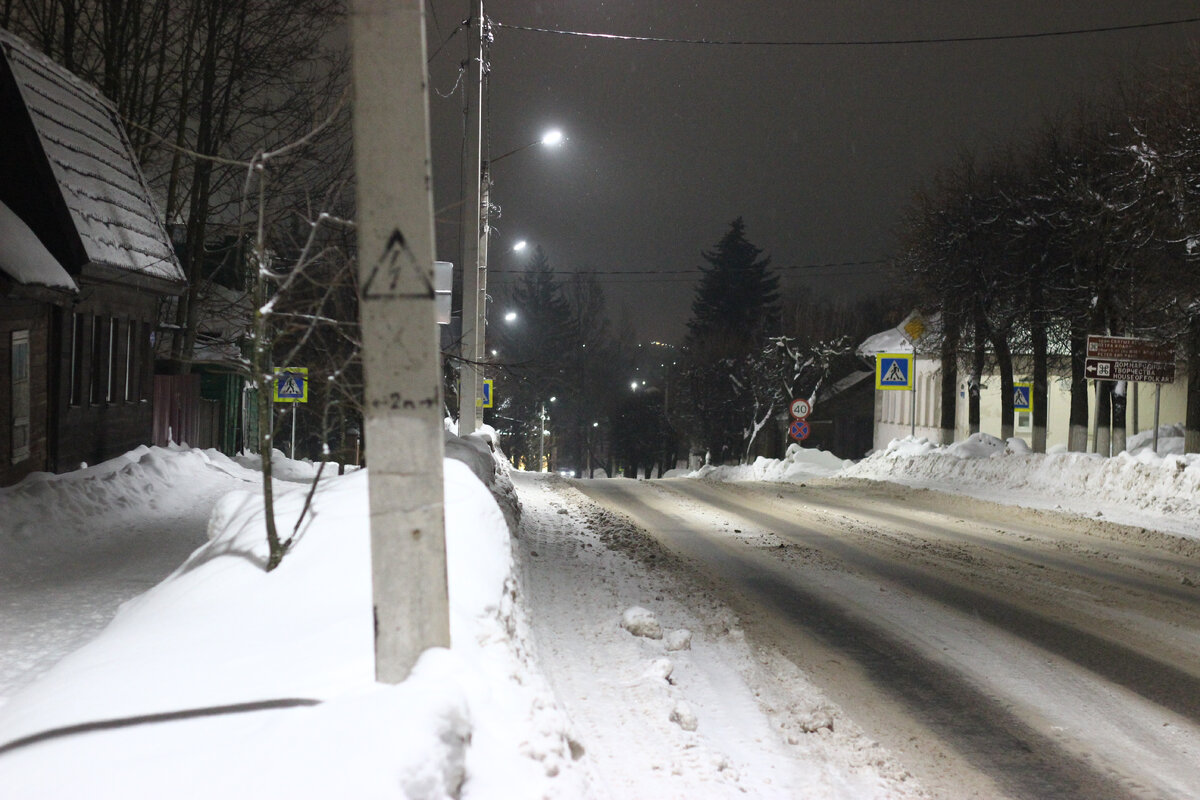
911;376;916;438
349;0;450;683
1154;384;1162;454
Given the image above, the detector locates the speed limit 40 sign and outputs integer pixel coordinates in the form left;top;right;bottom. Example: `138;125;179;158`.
789;397;811;419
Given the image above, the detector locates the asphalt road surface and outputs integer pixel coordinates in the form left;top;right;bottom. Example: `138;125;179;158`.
572;476;1200;800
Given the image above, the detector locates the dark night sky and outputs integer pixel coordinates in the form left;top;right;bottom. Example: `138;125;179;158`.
424;2;1200;345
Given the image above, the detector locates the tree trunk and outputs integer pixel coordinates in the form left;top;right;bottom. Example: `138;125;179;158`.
1068;323;1089;452
1186;315;1200;454
1030;283;1049;453
939;315;959;444
991;330;1015;441
1094;381;1112;456
969;325;984;435
1112;381;1127;454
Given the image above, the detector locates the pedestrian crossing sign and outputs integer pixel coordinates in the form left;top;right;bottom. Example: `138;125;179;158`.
477;378;494;409
273;367;308;403
876;353;913;390
1013;382;1033;412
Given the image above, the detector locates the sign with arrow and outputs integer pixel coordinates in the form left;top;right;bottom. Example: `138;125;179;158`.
1084;335;1175;384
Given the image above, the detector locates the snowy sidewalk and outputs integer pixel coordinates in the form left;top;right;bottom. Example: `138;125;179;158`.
0;446;261;703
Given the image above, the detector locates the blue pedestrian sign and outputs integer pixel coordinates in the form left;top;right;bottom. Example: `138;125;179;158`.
273;367;308;403
477;378;494;409
1013;383;1033;413
876;353;913;391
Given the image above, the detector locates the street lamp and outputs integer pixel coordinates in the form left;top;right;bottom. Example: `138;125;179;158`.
504;310;518;323
459;129;566;436
540;396;557;472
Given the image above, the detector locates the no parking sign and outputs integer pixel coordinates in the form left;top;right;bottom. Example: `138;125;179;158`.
789;418;810;441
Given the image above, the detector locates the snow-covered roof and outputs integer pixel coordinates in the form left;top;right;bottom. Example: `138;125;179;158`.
816;369;873;403
856;312;942;358
0;199;77;291
0;30;184;285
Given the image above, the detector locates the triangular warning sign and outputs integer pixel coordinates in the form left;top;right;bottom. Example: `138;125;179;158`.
883;361;906;383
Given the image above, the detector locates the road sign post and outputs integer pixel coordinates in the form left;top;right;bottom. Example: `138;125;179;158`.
1013;382;1032;413
789;397;811;419
1085;335;1176;455
876;353;916;437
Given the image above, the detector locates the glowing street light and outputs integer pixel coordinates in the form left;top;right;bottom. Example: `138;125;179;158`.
512;240;527;252
504;310;518;323
460;127;568;435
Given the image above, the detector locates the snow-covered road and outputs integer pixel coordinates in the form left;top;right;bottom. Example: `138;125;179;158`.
567;476;1200;800
513;473;925;799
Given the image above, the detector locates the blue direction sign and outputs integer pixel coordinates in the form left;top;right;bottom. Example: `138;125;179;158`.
1013;383;1033;413
273;367;308;403
876;353;913;390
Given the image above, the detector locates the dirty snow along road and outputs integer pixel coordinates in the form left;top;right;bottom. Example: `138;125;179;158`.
542;475;1200;800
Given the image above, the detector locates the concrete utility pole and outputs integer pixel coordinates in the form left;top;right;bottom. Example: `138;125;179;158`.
349;0;450;683
457;0;486;435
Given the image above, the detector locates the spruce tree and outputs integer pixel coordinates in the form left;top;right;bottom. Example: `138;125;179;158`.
680;218;781;463
687;217;780;341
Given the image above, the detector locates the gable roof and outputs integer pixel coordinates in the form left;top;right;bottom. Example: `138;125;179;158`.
0;198;76;290
0;29;184;286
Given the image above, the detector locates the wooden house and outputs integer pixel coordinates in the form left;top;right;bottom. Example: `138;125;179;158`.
0;29;186;486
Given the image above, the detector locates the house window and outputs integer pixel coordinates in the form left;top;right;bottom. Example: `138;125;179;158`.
12;330;31;463
124;321;135;402
90;315;103;405
106;317;118;403
69;313;84;406
141;322;153;401
1016;411;1032;431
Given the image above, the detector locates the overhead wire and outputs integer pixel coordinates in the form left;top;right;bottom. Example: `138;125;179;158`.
488;259;889;284
492;15;1200;47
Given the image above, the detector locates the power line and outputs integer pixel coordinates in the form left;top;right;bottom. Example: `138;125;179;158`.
489;260;889;285
493;15;1200;47
491;258;886;277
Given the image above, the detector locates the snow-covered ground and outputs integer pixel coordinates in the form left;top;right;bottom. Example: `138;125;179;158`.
0;425;1197;798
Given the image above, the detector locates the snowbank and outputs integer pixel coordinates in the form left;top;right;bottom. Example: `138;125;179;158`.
0;444;259;552
0;446;579;798
842;432;1200;539
691;443;851;482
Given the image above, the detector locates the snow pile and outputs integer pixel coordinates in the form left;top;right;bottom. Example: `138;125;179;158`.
0;448;581;798
693;443;850;482
445;424;521;530
0;444;258;551
620;606;664;639
843;432;1200;539
231;448;321;481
